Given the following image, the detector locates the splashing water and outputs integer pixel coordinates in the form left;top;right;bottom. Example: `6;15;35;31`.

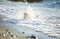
0;1;60;39
23;0;38;20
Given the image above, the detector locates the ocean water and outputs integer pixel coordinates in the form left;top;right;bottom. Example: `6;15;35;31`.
0;0;60;39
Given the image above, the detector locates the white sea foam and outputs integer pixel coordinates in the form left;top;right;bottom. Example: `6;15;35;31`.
0;1;60;39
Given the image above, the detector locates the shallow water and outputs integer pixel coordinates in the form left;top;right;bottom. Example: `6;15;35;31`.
0;1;60;39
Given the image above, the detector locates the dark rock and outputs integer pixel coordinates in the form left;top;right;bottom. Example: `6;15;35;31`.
27;0;43;3
10;34;14;37
9;0;43;3
22;32;25;34
49;35;57;38
31;35;36;39
8;32;11;34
